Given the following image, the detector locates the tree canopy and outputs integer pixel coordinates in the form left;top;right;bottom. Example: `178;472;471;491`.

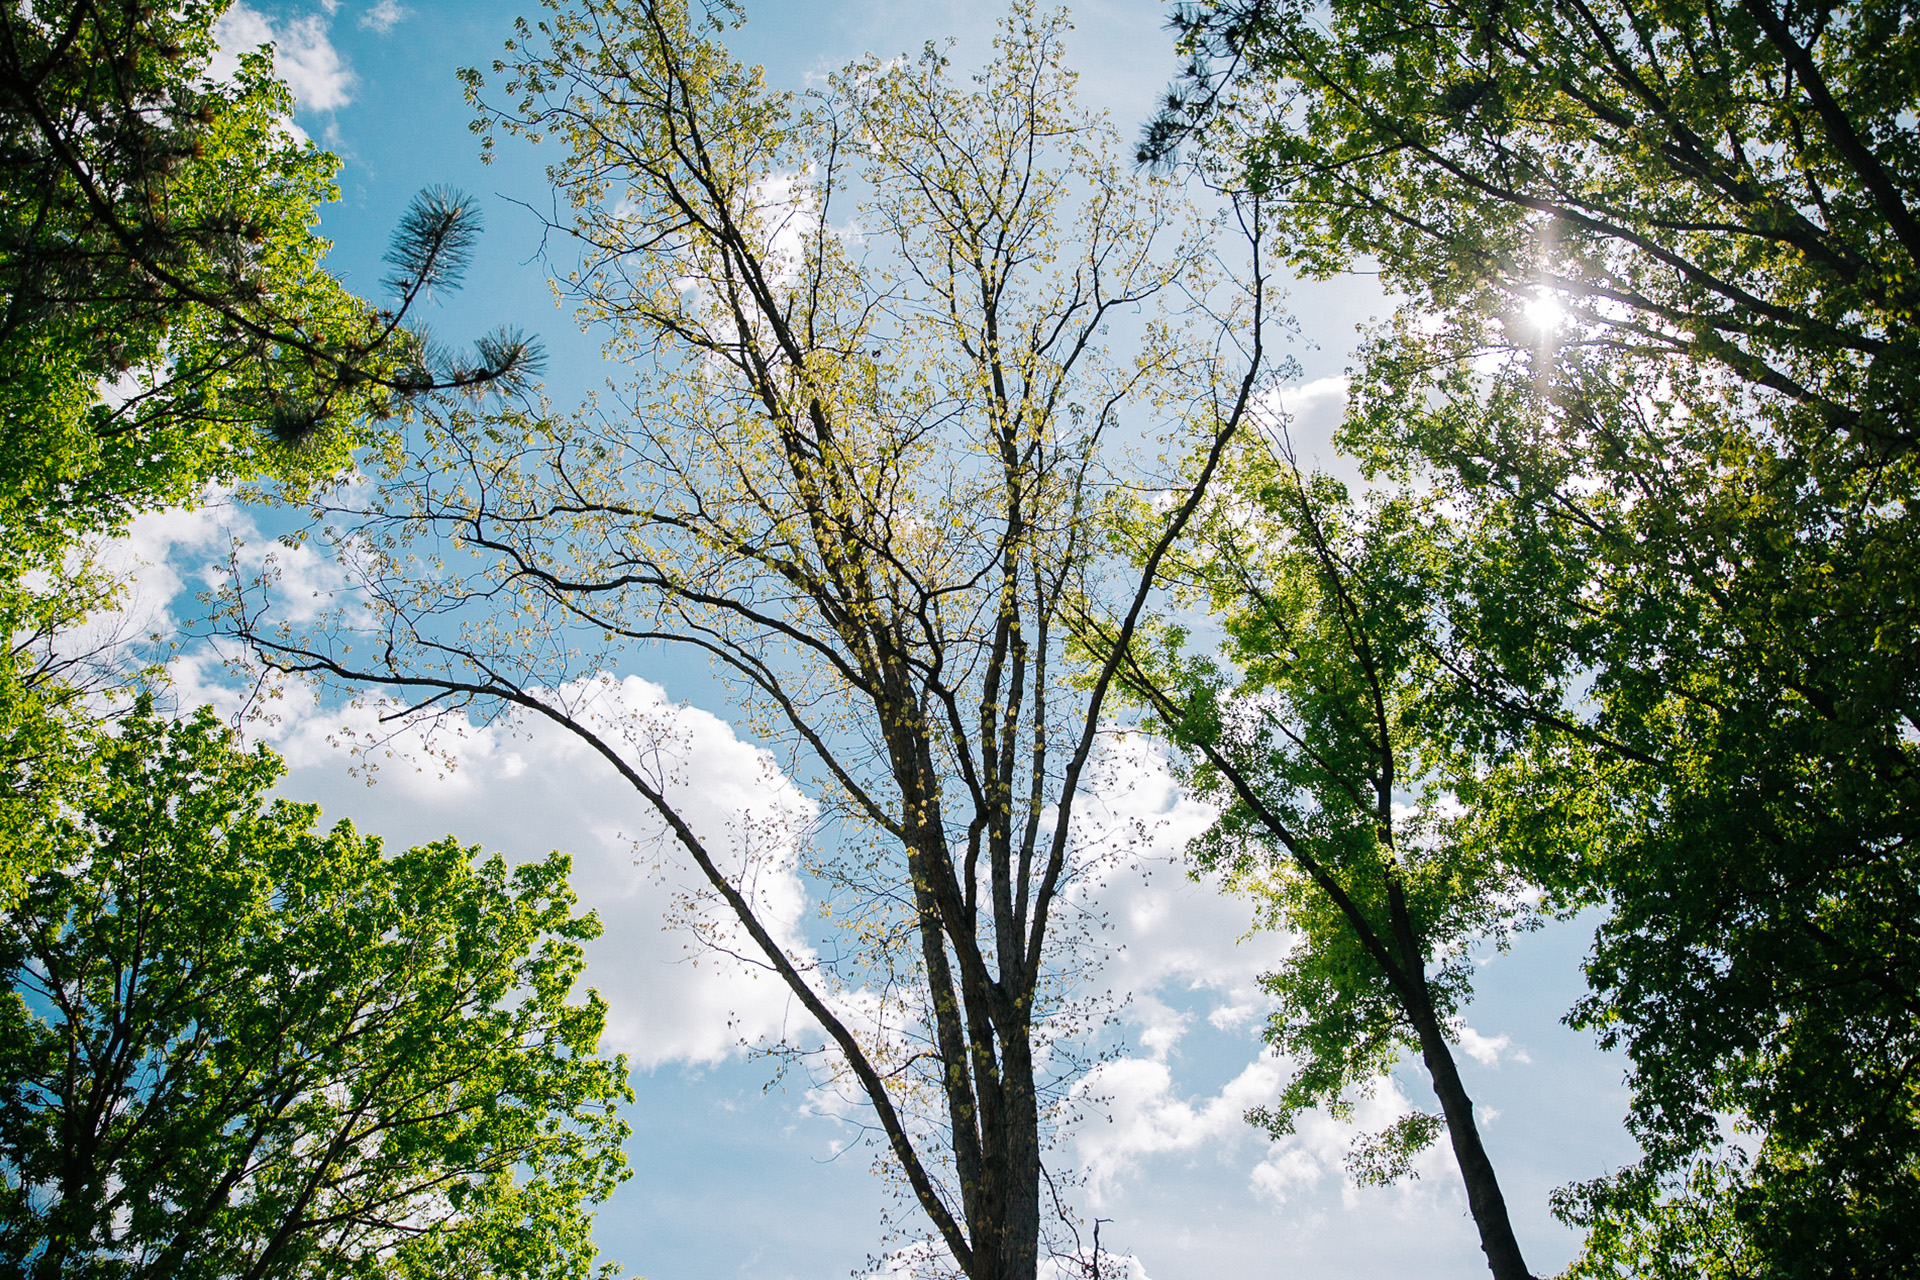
1147;0;1916;450
0;7;630;1278
231;4;1278;1277
0;0;541;815
0;700;631;1280
1149;0;1920;1274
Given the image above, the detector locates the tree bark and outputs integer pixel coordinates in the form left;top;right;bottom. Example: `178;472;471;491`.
1416;1017;1531;1280
1388;883;1532;1280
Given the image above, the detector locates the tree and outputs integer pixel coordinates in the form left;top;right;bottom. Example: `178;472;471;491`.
1088;434;1541;1280
0;0;542;504
1147;0;1920;1274
232;4;1274;1277
1145;0;1916;449
0;698;632;1280
0;14;625;1273
0;0;539;824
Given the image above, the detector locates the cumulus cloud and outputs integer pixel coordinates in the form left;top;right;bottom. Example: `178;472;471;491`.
1064;732;1291;1047
1454;1022;1531;1067
47;501;234;679
1055;732;1523;1233
79;492;342;651
1251;375;1370;491
1247;1081;1456;1211
359;0;407;32
35;492;348;710
1070;1034;1456;1214
246;673;824;1069
1072;1053;1287;1201
90;499;823;1071
211;4;355;114
1052;735;1301;1205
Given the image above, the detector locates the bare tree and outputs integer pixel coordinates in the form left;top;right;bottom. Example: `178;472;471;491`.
231;4;1273;1278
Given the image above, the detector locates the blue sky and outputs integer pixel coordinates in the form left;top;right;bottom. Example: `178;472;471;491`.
123;3;1644;1277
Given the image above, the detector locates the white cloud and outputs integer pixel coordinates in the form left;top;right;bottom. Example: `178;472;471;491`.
103;490;343;638
1454;1022;1531;1067
1071;1053;1287;1202
1065;734;1290;1048
243;673;823;1069
60;501;233;665
208;3;272;76
1276;375;1350;460
1056;733;1506;1231
360;0;407;33
38;492;336;707
1207;1002;1259;1032
212;4;356;114
1050;733;1300;1206
94;498;824;1071
1248;1143;1323;1202
266;14;354;111
1245;1081;1456;1210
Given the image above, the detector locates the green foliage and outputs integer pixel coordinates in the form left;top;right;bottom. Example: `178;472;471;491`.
0;699;631;1280
0;2;541;532
3;4;371;550
0;9;617;1276
0;0;541;835
0;0;384;802
1344;1109;1445;1188
1154;0;1920;1271
1377;342;1920;1280
1100;435;1539;1274
1151;0;1917;448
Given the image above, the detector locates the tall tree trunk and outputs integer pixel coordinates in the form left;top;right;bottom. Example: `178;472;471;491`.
1412;1005;1531;1280
1390;885;1532;1280
986;1043;1041;1280
957;1051;1040;1280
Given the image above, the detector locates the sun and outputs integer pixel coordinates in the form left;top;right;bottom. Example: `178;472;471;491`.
1523;291;1568;333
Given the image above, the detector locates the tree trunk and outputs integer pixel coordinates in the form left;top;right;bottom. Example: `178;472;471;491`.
981;1043;1041;1280
1389;884;1532;1280
1412;1005;1531;1280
